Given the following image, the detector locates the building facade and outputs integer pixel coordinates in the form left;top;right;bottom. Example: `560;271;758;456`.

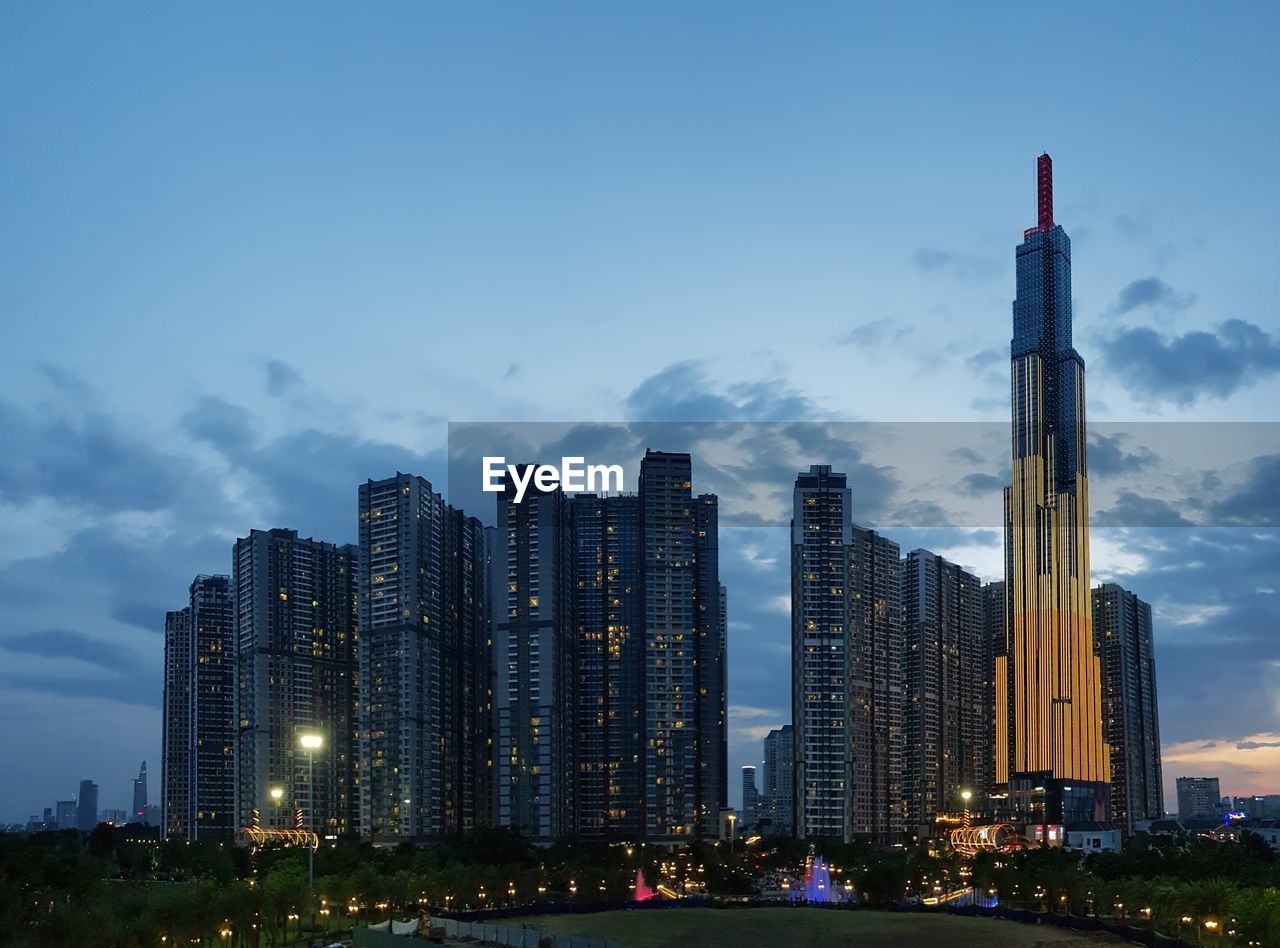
161;607;191;838
1176;776;1222;822
76;780;98;832
639;450;725;839
492;471;577;841
741;766;761;829
902;549;989;836
1092;583;1163;831
570;493;644;838
232;528;359;836
762;725;794;836
997;154;1109;823
357;474;490;840
132;762;148;823
189;574;236;840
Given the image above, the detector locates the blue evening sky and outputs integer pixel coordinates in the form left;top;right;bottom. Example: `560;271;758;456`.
1;2;1278;819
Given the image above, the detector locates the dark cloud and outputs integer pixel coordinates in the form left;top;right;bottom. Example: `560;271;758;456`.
1088;431;1157;476
181;396;258;454
0;399;192;512
913;248;954;271
840;318;912;347
1094;491;1192;527
1112;277;1195;314
956;472;1004;496
624;361;822;422
265;359;303;397
1101;319;1280;406
1237;740;1280;751
950;447;984;464
4;628;136;672
38;364;92;397
1208;454;1280;527
503;363;521;380
966;348;1004;374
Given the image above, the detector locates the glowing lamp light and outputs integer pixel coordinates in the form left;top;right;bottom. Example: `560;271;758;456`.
299;733;324;750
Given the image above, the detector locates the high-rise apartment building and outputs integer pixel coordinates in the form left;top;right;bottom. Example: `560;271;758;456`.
492;470;577;841
762;725;794;836
161;606;191;838
1176;777;1222;822
639;450;725;839
997;154;1109;823
902;549;989;836
357;474;490;840
570;493;643;838
790;465;903;844
190;574;236;840
741;766;761;828
1092;583;1163;832
76;780;98;832
233;528;359;836
55;800;77;830
132;761;148;822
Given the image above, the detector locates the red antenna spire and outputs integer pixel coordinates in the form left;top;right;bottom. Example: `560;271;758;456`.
1037;153;1053;231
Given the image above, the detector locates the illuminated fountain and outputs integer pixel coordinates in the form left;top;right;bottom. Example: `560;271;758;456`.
634;869;655;902
790;848;845;903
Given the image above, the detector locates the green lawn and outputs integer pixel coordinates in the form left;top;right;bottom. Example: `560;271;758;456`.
505;907;1114;948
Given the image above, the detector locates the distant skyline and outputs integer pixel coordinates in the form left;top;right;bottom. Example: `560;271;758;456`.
3;2;1280;820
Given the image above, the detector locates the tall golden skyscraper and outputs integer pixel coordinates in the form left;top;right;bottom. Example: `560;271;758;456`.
995;155;1110;823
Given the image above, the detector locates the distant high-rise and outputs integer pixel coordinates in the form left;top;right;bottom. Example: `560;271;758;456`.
902;549;989;835
233;529;358;836
639;450;725;839
1176;776;1222;822
762;725;794;836
492;469;577;841
570;493;643;838
790;465;903;844
55;799;77;830
997;154;1109;823
357;474;490;840
1093;583;1163;832
161;607;191;838
76;780;99;832
132;761;148;822
189;574;235;840
741;766;761;828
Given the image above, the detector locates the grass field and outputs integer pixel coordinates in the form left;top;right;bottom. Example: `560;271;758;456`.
505;907;1114;948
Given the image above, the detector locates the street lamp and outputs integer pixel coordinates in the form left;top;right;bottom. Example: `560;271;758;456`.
299;732;324;889
960;789;973;828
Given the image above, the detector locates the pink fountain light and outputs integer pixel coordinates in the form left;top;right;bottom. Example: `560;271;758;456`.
634;869;655;902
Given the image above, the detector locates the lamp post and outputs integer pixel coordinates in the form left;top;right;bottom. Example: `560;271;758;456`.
299;733;324;890
269;786;283;828
960;789;973;828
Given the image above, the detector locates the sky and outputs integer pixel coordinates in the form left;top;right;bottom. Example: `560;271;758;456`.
1;1;1279;820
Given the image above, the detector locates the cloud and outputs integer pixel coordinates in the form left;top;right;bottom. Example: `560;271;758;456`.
913;248;954;271
956;472;1004;496
841;318;913;347
1088;431;1157;475
1209;454;1280;527
624;361;823;422
265;359;304;397
503;363;521;380
1101;319;1280;406
1111;276;1196;314
965;348;1004;374
1163;732;1280;798
1094;492;1192;527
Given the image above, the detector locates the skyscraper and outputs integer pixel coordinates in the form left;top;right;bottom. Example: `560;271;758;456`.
357;474;490;840
741;766;761;828
570;493;643;838
233;529;359;836
1176;776;1222;822
790;465;903;844
762;725;794;836
1093;583;1163;831
55;800;77;830
997;154;1109;823
791;465;852;839
492;469;577;841
190;574;236;840
639;450;725;839
132;761;148;823
76;779;98;832
902;549;989;836
161;606;190;838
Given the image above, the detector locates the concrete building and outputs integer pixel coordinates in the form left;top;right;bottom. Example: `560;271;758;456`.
357;474;490;840
132;761;148;823
570;493;643;838
1092;583;1163;832
1176;776;1222;822
902;549;989;836
741;766;761;829
161;607;191;838
762;725;794;836
76;780;98;832
492;469;577;841
189;574;236;840
232;528;359;836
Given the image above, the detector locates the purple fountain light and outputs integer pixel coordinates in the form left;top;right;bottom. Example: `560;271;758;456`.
634;869;655;902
